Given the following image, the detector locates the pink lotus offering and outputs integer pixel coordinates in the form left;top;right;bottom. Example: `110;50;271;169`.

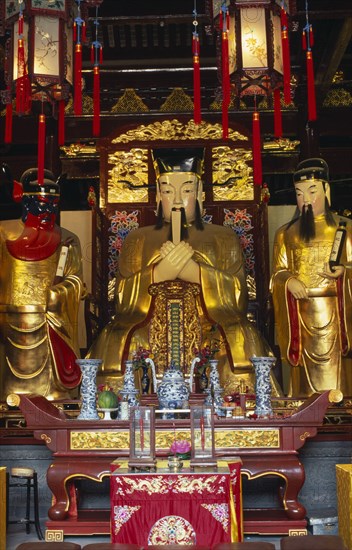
170;439;191;456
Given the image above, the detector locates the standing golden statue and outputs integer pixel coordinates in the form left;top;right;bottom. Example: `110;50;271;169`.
88;148;281;394
271;158;352;396
0;166;85;402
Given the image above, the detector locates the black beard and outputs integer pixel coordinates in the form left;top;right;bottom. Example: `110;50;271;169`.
299;204;315;242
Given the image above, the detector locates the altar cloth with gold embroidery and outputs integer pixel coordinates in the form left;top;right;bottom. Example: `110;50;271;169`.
110;462;242;546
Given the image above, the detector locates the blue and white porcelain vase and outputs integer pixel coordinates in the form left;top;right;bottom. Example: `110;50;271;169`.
157;362;190;411
208;359;225;416
119;360;139;408
250;356;276;418
76;359;101;420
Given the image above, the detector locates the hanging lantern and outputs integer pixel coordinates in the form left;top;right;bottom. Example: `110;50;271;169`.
11;1;72;104
208;1;294;176
227;0;290;101
1;0;74;144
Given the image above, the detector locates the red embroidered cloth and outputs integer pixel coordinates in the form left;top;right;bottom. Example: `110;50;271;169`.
110;462;242;546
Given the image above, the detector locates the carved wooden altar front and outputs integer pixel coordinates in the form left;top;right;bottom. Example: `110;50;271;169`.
18;391;334;538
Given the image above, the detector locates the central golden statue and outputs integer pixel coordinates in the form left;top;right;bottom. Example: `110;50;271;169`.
88;148;281;394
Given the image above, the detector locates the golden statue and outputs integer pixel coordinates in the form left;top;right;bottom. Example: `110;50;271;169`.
0;167;85;401
271;158;352;396
88;148;281;394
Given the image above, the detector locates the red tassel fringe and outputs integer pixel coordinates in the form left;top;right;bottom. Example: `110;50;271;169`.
37;114;46;185
222;31;230;107
273;89;282;138
5;102;13;144
252;111;262;185
58;100;65;146
306;51;316;121
74;44;82;116
16;39;31;114
93;66;100;137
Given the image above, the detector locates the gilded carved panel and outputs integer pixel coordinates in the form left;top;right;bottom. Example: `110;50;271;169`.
70;428;280;450
107;148;149;203
212;146;254;201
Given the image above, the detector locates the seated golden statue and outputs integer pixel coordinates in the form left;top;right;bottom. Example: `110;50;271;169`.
271;158;352;397
88;149;281;394
0;167;85;402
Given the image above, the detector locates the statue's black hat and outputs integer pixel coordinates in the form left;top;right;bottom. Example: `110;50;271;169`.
293;158;329;184
21;168;60;196
153;148;204;178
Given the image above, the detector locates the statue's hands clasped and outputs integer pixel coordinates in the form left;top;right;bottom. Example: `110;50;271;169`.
154;240;200;284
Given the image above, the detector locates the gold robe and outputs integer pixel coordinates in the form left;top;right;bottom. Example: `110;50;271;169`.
0;220;84;401
88;223;281;394
271;214;352;396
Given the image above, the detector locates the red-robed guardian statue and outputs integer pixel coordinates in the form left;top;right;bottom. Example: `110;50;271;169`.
0;166;85;402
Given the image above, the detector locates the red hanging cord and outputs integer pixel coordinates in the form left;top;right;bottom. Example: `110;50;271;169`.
273;88;283;138
74;43;82;115
303;3;317;121
93;65;100;137
306;50;316;121
37;114;46;185
192;32;201;124
280;7;291;105
252;111;262;186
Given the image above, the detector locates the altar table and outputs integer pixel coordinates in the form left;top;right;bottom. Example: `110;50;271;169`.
110;462;242;546
17;391;333;537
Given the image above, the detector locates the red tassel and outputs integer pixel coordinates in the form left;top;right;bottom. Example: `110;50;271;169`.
82;22;86;43
16;38;26;114
222;30;230;107
252;111;262;185
74;44;82;116
306;50;316;121
99;46;103;64
37;114;46;185
302;31;307;51
281;29;291;105
309;26;314;47
93;66;100;137
58;100;65;146
5;102;13;144
73;22;77;42
221;17;230;139
193;34;201;124
273;89;282;138
18;14;23;35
